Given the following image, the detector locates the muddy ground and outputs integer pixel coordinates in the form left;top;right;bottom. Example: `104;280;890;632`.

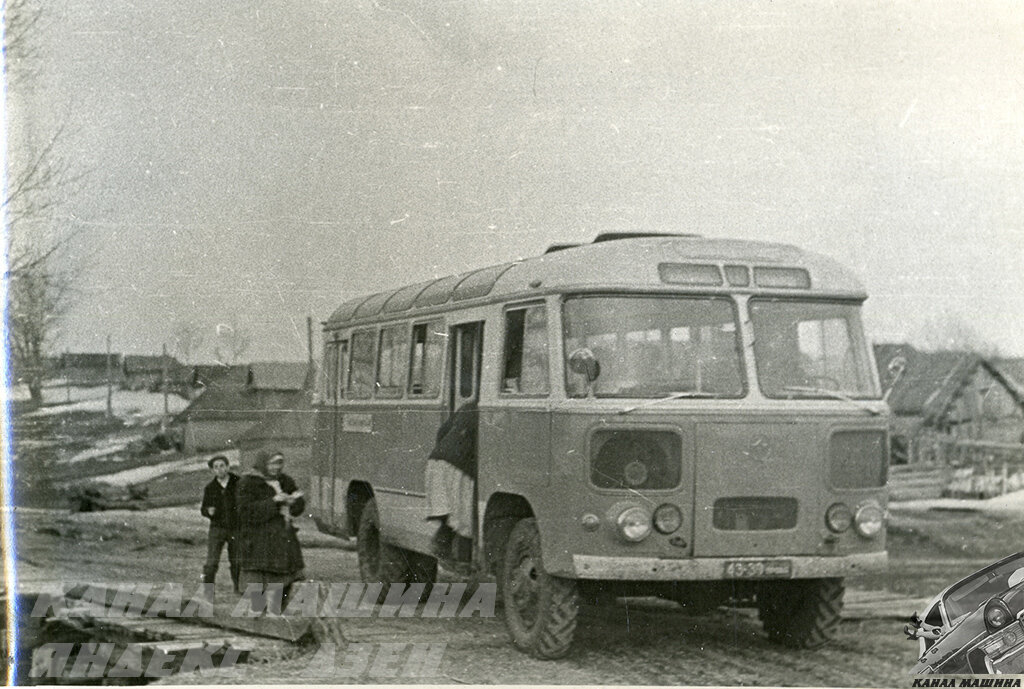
10;404;1020;686
13;503;1021;686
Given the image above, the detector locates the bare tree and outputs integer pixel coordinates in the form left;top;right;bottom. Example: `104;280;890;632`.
170;321;206;366
213;321;252;365
4;0;82;405
914;310;1001;357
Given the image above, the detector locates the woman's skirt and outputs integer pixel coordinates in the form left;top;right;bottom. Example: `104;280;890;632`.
425;458;475;537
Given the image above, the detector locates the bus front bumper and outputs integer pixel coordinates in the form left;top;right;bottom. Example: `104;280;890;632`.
571;551;887;580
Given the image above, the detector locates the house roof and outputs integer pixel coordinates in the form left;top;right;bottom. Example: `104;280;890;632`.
247;362;312;391
174;362;311;423
190;364;248;387
874;344;1024;425
122;354;181;373
61;353;121;368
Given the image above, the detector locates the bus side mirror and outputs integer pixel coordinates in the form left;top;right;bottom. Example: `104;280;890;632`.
883;356;907;402
569;348;601;383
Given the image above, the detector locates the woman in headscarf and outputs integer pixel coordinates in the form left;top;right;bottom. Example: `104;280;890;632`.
236;450;305;613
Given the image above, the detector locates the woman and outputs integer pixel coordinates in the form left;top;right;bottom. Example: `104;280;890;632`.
236;450;305;613
425;400;478;564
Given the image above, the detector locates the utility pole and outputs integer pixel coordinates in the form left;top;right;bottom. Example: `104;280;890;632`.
307;315;314;365
162;343;169;429
105;335;113;419
65;348;70;403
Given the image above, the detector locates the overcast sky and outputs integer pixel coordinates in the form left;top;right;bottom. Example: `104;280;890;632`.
8;0;1024;362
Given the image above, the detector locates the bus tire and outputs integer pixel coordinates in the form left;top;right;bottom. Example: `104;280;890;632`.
500;518;579;659
356;498;410;586
757;578;844;649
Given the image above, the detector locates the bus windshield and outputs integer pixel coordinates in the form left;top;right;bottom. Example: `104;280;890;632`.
563;295;744;398
749;299;879;399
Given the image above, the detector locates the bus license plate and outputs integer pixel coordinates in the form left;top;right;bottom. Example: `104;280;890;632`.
723;559;793;579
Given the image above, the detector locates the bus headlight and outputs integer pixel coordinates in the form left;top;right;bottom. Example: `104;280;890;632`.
653;504;683;534
617;506;652;542
825;503;853;533
853;501;885;538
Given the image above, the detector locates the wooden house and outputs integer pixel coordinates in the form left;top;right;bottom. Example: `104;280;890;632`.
874;344;1024;463
174;361;314;453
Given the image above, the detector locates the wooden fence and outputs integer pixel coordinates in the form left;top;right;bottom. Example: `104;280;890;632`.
889;438;1024;501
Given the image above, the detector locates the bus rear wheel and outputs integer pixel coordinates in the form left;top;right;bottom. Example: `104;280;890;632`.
500;518;579;659
357;498;436;586
757;578;844;649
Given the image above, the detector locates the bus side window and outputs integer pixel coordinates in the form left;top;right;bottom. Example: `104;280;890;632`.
502;304;549;395
324;341;337;404
376;324;408;398
348;330;376;399
409;320;444;398
335;340;348;401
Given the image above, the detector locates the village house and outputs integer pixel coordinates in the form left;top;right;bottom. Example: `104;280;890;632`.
874;344;1024;461
875;344;1024;499
58;353;125;387
121;354;183;391
174;361;314;454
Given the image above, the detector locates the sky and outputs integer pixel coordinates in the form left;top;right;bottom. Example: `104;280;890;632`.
7;0;1024;362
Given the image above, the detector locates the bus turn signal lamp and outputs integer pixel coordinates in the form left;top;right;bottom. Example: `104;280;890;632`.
853;501;885;538
984;599;1013;633
617;506;652;542
825;503;853;533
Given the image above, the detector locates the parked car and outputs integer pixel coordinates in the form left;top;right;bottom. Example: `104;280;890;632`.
907;551;1024;674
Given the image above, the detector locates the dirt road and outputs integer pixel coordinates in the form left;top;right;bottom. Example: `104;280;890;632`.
12;506;927;686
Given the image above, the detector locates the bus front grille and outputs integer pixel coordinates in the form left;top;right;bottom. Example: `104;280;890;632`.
712;497;798;531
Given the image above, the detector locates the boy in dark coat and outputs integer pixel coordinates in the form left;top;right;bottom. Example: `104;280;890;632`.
235;450;305;613
200;455;240;593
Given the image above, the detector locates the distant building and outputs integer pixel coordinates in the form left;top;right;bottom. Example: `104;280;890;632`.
59;353;124;387
121;354;182;391
874;344;1024;462
174;361;315;453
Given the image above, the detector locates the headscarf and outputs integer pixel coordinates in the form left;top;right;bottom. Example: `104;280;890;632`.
251;450;293;524
250;449;284;476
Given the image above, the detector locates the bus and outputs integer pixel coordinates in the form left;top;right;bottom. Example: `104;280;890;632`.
309;233;889;659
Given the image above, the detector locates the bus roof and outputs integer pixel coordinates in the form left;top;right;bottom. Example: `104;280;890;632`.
325;235;866;329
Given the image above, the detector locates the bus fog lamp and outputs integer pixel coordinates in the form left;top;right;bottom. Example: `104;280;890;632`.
580;513;600;532
853;502;884;538
653;504;683;534
617;506;652;542
825;503;853;533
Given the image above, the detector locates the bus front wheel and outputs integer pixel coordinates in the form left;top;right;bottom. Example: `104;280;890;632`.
757;577;844;649
500;518;579;659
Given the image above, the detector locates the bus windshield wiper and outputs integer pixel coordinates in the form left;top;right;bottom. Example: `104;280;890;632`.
618;391;715;415
780;386;881;416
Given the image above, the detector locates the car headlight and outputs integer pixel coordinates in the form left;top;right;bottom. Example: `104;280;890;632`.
853;501;885;538
617;506;652;542
825;502;853;533
985;599;1014;633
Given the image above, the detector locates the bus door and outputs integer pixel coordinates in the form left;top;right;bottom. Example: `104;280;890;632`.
328;340;348;528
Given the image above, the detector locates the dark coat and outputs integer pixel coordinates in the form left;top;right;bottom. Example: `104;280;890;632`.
428;401;478;477
235;471;305;575
200;473;239;529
